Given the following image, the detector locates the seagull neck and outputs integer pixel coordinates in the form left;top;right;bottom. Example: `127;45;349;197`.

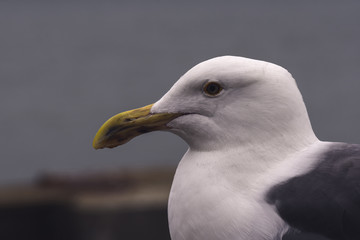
182;133;319;192
188;125;318;169
188;125;318;154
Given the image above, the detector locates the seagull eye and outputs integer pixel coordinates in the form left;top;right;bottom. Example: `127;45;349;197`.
203;82;223;97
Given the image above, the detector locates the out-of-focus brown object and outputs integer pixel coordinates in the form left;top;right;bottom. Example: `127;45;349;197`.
0;168;175;240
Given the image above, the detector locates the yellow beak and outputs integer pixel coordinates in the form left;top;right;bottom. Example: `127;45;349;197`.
93;104;183;149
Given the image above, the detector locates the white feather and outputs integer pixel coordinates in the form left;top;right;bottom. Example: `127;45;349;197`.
151;56;321;239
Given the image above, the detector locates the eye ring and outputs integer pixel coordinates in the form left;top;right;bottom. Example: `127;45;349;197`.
203;82;223;97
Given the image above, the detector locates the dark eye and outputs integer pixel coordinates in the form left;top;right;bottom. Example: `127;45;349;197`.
203;82;223;96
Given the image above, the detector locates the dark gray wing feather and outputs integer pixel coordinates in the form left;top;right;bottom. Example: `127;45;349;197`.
267;143;360;240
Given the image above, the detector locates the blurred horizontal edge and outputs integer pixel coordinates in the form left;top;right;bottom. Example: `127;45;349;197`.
0;168;175;210
0;168;175;240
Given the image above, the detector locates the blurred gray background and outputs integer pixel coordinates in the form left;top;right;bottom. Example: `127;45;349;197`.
1;0;360;184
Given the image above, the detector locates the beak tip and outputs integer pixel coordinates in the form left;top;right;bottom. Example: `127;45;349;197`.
92;138;103;150
92;137;123;150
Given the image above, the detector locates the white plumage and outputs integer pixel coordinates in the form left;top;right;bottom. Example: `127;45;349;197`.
151;56;316;239
94;56;360;240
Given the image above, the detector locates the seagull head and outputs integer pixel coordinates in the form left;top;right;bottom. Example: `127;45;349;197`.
93;56;315;151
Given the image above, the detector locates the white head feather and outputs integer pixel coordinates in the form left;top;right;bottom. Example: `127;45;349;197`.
152;56;316;151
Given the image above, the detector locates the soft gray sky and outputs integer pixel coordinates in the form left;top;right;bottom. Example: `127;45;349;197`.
1;1;360;184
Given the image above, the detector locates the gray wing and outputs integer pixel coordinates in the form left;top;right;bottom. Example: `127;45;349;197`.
266;143;360;240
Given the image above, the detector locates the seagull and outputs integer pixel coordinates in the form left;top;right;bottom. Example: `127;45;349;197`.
93;56;360;240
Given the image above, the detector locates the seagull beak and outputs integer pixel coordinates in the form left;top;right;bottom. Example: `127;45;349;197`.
93;104;183;149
